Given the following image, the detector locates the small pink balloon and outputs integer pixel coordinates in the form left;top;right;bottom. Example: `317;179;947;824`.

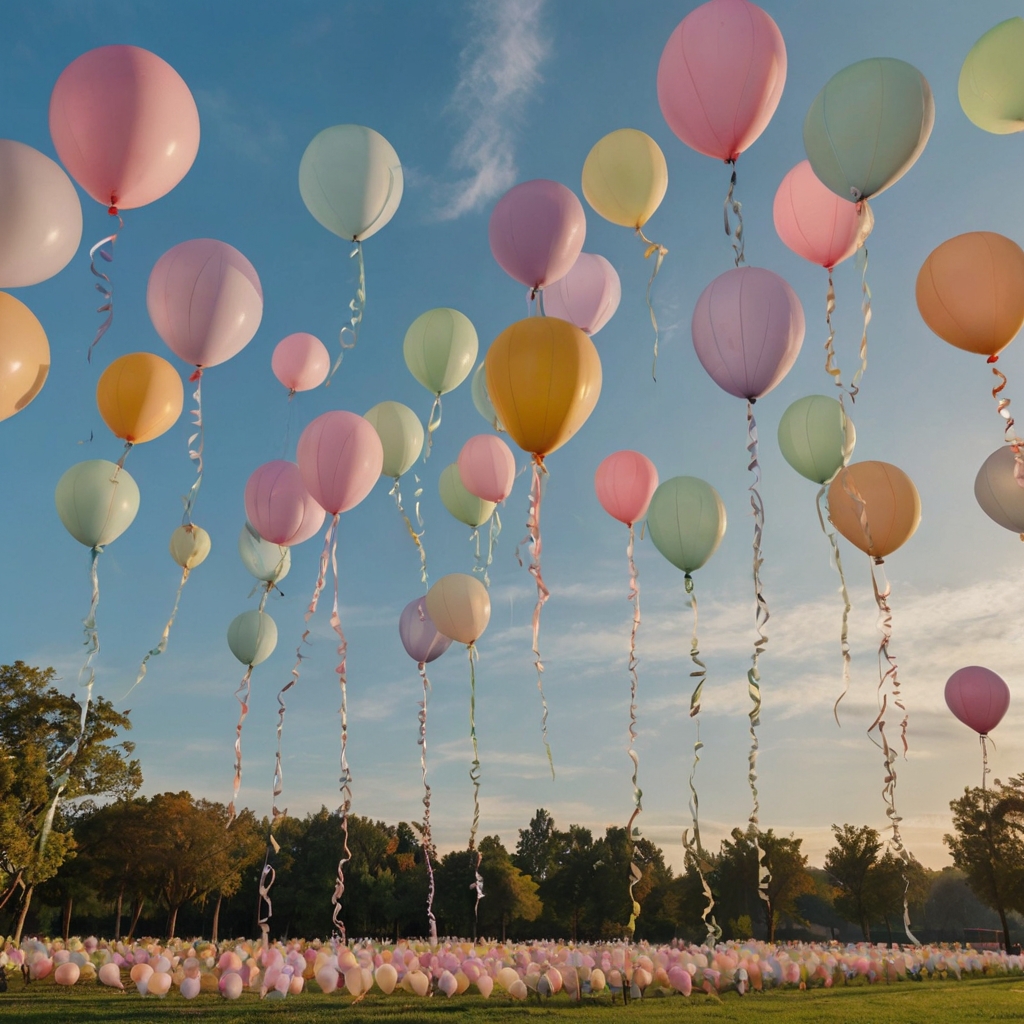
296;410;384;515
457;434;516;503
541;253;621;335
272;333;331;393
245;460;326;546
54;961;80;986
148;238;263;368
595;450;659;526
773;161;873;271
98;962;124;989
488;179;586;291
945;666;1011;736
668;964;692;995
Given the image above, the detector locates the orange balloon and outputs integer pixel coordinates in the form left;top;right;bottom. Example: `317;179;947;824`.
425;573;491;646
828;461;921;558
485;317;601;457
96;352;183;443
916;231;1024;356
0;290;49;422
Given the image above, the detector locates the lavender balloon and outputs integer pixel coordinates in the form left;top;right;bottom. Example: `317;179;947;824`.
542;253;621;335
399;597;452;664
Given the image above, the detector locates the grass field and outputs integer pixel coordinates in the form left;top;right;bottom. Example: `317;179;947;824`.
3;975;1023;1024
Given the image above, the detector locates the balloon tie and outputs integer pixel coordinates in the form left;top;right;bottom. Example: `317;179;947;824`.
723;163;745;267
981;733;990;792
115;441;133;470
228;660;256;825
417;661;438;946
624;522;643;938
538;288;547;317
637;228;668;382
987;357;1024;485
390;476;428;587
85;211;124;362
467;643;485;934
824;270;843;390
483;509;501;589
182;369;204;525
327;241;364;383
425;394;442;458
122;565;191;703
850;246;871;401
816;486;853;726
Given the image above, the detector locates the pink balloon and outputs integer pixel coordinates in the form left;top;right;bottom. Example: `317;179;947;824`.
595;451;659;526
541;253;621;335
296;411;384;515
272;333;331;392
457;434;516;503
691;267;804;400
245;460;326;546
49;45;200;211
488;180;586;291
773;161;873;271
945;666;1011;736
148;239;263;368
657;0;787;162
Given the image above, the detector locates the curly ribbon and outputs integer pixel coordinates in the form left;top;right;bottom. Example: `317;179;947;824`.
849;246;871;401
86;210;123;362
824;271;841;389
390;476;428;587
425;394;442;458
257;855;275;952
181;370;205;525
981;733;991;792
724;162;745;268
327;241;365;384
816;487;853;725
467;643;485;934
637;228;668;381
625;523;643;938
987;356;1024;485
228;662;255;825
417;661;438;946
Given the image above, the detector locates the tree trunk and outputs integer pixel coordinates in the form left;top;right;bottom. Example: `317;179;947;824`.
13;885;33;946
62;897;73;943
884;914;892;945
861;914;870;942
765;900;775;944
210;892;223;944
0;870;23;912
167;903;179;940
501;912;506;943
114;885;124;941
998;905;1012;951
127;897;144;941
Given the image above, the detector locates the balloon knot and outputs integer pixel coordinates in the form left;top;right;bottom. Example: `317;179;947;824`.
108;206;119;216
189;368;203;382
988;355;1000;364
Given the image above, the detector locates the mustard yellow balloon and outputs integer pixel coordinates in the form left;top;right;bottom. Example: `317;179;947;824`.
485;317;602;458
827;461;921;558
0;290;49;422
581;128;668;229
96;352;184;443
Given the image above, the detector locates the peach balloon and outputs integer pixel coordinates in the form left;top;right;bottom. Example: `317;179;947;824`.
827;461;921;558
425;573;491;646
54;961;80;986
476;974;494;998
147;971;172;997
99;962;124;988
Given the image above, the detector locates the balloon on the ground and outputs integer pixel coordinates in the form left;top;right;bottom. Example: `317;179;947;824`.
227;610;278;667
364;401;425;478
778;396;855;485
945;666;1011;736
55;460;140;548
0;291;49;422
594;451;659;526
582;129;667;229
471;363;502;432
439;463;496;528
426;573;491;645
403;309;478;396
244;461;326;547
272;333;331;393
959;19;1024;134
541;253;621;336
296;410;383;514
169;524;210;570
96;352;184;444
647;476;726;573
975;446;1024;534
238;522;291;583
399;596;453;664
458;435;516;503
827;461;920;558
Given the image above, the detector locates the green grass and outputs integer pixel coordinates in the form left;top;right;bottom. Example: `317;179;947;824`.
3;975;1024;1024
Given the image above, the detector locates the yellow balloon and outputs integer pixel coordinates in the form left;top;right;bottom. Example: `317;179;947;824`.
485;317;602;458
0;290;49;422
169;524;211;570
96;352;184;444
827;461;921;558
425;573;491;646
582;128;668;229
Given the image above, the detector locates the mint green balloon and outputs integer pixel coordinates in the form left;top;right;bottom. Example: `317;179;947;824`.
646;476;726;574
471;362;503;431
299;125;403;241
238;523;291;584
778;395;856;485
55;459;140;549
439;463;495;528
803;58;934;201
227;610;278;667
404;308;478;396
364;401;424;478
959;19;1024;134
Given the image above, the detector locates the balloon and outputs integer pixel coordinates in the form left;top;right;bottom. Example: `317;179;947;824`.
403;309;478;395
244;461;326;546
691;267;804;400
49;45;199;211
98;963;123;989
425;573;491;645
238;522;291;583
581;129;667;228
0;291;49;422
169;524;211;570
374;963;398;995
657;0;787;161
296;411;384;514
485;317;602;457
399;596;453;664
147;239;263;368
299;125;403;241
975;446;1024;534
227;610;278;667
471;363;502;431
0;140;82;287
488;180;586;291
439;463;496;528
646;476;726;573
541;253;621;336
56;460;140;548
777;396;855;485
96;352;184;444
803;58;934;202
959;19;1024;135
272;333;331;393
945;666;1011;736
364;401;425;478
54;962;80;986
457;435;516;503
594;451;659;526
772;160;873;270
827;461;920;558
916;233;1024;357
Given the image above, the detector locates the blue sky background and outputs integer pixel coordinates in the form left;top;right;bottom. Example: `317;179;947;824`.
3;0;1024;871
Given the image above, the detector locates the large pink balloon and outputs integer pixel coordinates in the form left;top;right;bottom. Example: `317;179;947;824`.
773;161;873;271
945;666;1011;737
49;45;200;211
296;411;383;515
541;253;621;336
657;0;787;162
147;239;263;368
458;434;516;503
488;180;586;291
244;461;326;547
691;267;805;400
272;333;331;393
595;451;659;526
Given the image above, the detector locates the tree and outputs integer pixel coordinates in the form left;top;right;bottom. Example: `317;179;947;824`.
825;823;883;939
542;825;599;942
514;808;559;881
478;835;541;941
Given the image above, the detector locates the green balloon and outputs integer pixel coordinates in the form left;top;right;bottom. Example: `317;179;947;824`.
777;395;856;485
55;459;140;549
803;58;934;201
404;308;479;396
646;476;726;574
439;463;496;528
471;362;503;432
227;610;278;667
959;18;1024;135
364;401;424;478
